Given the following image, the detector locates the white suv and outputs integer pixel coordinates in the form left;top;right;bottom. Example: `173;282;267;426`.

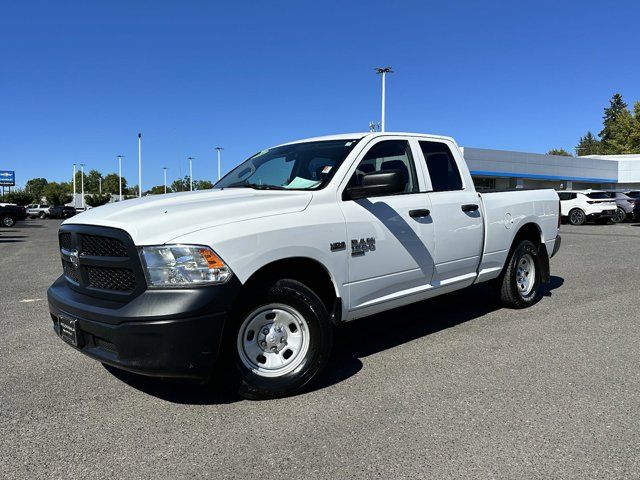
26;204;50;219
558;190;617;225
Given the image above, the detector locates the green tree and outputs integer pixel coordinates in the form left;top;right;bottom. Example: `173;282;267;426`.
194;179;214;190
102;173;127;195
171;176;190;192
575;132;602;156
603;108;638;154
84;193;111;207
600;93;628;142
547;148;572;156
1;189;34;206
85;169;103;194
43;182;73;206
25;178;48;202
145;185;172;195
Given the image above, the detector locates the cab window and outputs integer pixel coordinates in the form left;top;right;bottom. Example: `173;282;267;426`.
346;140;418;194
419;141;463;192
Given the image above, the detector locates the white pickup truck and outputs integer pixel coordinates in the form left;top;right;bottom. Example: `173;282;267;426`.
48;132;561;399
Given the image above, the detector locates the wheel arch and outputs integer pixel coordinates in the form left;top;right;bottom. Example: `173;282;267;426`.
502;222;550;283
235;256;342;324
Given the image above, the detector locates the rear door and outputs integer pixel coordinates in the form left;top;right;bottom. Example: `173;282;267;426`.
338;136;435;311
416;139;484;286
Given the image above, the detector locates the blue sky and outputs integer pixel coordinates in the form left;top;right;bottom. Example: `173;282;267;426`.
1;0;639;190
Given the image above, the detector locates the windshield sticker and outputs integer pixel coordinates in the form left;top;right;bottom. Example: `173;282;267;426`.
284;177;322;189
321;166;332;174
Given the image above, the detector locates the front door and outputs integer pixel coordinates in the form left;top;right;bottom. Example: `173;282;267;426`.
338;138;435;312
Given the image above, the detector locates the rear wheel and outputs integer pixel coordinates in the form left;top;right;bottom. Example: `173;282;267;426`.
568;208;586;225
228;279;333;400
39;211;47;219
499;240;541;309
1;216;15;228
612;208;626;223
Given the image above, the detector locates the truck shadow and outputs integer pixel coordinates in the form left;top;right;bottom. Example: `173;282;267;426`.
105;276;564;404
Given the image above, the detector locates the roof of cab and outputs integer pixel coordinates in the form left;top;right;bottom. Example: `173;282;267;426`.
278;132;457;147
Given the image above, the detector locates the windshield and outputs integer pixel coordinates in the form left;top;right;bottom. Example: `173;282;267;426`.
215;139;361;191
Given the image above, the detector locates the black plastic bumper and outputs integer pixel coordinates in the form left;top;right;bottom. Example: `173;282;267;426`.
47;275;242;380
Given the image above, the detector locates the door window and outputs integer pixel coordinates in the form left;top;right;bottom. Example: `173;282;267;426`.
419;141;463;192
346;140;418;193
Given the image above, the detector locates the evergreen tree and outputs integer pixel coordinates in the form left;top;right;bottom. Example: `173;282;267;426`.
599;93;628;142
575;132;602;156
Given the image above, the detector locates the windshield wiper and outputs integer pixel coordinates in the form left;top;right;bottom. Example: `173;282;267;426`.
226;182;286;190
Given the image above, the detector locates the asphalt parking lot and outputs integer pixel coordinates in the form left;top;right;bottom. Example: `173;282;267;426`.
1;219;639;479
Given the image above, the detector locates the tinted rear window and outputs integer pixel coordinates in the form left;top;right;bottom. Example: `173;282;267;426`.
586;192;610;199
419;141;463;192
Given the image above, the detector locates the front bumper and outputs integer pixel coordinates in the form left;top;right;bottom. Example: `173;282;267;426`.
47;275;242;380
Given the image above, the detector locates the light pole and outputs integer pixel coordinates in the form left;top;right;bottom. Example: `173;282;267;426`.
163;167;168;194
215;147;223;181
375;67;393;132
137;133;142;197
80;163;86;209
188;157;195;191
72;163;77;208
117;155;124;201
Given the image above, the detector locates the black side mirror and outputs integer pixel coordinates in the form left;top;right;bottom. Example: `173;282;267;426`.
344;170;405;200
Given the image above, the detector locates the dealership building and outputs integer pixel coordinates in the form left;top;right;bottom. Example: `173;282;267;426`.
461;147;640;191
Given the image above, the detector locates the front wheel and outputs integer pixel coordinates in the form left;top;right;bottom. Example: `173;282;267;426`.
612;208;626;223
1;216;16;228
499;240;541;309
228;279;333;400
39;211;47;219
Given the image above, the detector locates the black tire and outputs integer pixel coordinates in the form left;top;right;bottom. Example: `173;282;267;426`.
612;208;626;223
568;208;586;225
39;211;47;219
499;240;542;309
227;279;333;400
1;215;16;228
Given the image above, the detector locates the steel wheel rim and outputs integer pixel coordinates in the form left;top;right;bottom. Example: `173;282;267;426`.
570;210;583;224
237;303;310;378
516;253;535;297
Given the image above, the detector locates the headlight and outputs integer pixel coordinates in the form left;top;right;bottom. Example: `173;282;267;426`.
140;245;232;287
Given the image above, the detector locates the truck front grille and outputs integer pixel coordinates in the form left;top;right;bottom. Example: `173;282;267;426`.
57;225;145;301
86;266;137;291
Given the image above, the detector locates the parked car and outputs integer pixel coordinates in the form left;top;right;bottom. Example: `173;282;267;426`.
558;190;618;225
48;205;77;219
603;192;639;223
26;203;51;219
0;204;26;227
625;191;640;199
48;131;561;399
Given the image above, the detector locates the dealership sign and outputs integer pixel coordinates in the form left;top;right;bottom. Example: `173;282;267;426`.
0;170;15;186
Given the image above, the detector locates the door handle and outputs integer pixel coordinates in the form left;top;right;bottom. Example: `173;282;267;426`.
409;209;430;218
461;204;479;212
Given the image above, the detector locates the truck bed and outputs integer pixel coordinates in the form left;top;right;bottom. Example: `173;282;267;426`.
476;189;559;282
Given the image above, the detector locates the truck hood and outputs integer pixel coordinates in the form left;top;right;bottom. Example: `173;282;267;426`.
64;189;313;245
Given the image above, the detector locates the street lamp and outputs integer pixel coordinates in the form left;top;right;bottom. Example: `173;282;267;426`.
79;163;86;209
72;163;77;208
215;147;224;181
117;155;124;201
375;67;393;132
163;167;168;194
188;157;195;191
137;133;142;197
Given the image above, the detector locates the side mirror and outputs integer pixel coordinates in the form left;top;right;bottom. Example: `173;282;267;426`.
344;170;405;200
